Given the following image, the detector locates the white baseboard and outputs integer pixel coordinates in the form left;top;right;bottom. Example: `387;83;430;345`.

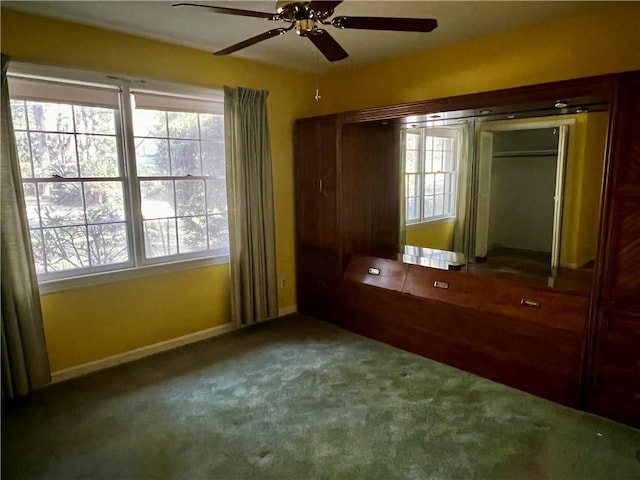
278;305;297;317
50;323;234;384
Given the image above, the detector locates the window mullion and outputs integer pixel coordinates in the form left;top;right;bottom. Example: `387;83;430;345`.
119;85;145;267
419;129;426;222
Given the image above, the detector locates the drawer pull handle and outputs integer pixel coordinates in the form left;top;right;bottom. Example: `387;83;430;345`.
434;281;449;289
368;267;380;276
521;298;541;308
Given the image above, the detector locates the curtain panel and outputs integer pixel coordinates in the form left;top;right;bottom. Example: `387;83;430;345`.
1;55;51;398
224;87;278;327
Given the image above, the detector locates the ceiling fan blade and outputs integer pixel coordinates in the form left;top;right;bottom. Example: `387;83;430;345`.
332;16;438;32
308;1;344;14
308;30;348;62
215;28;290;56
172;3;280;20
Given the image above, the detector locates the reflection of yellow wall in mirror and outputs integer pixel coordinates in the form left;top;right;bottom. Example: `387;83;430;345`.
561;112;608;268
406;220;455;251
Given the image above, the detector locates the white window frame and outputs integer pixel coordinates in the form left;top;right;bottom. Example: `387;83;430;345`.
404;126;460;225
7;62;228;294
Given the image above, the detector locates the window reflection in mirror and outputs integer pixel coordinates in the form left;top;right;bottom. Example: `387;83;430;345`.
400;118;473;270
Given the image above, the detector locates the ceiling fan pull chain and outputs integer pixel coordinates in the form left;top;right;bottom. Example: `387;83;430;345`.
315;47;322;102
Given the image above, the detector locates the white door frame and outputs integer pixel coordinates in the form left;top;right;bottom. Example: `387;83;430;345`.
474;118;574;267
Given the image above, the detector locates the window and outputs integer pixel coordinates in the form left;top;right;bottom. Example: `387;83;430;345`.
8;70;227;284
404;127;459;224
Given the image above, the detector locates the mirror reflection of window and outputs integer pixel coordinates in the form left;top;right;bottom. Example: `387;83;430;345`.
402;121;470;269
404;127;458;225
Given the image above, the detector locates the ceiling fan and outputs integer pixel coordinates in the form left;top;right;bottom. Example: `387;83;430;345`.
172;1;438;62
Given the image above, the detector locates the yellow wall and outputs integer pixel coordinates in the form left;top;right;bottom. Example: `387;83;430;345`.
319;3;640;114
1;8;320;371
405;220;455;251
561;111;609;268
41;266;230;370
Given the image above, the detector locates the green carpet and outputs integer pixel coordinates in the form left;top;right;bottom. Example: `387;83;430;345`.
2;314;639;479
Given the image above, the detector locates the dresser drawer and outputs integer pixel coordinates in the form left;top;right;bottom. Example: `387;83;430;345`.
343;254;408;292
403;265;588;333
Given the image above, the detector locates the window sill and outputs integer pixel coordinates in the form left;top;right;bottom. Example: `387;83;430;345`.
406;216;456;229
39;254;229;295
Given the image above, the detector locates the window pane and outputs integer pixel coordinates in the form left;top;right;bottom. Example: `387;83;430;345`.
406;133;420;150
424;196;434;218
424;152;433;173
443;137;453;151
38;182;84;227
168;112;198;139
135;138;170;176
432;150;443;172
175;179;205;216
15;131;33;178
30;229;46;274
435;173;445;194
77;134;119;177
74;106;116;135
444;194;454;215
30;132;78;177
424;174;435;195
201;141;225;177
133;109;167;137
170;140;201;176
199;114;224;141
43;226;89;271
11;100;27;129
177;216;207;253
23;183;40;227
208;215;229;248
144;219;177;258
443;150;454;172
141;180;175;219
84;181;125;223
206;179;227;215
405;150;418;173
425;136;432;150
405;174;418;197
435;194;444;216
27;102;73;132
433;137;443;150
406;197;418;221
88;223;129;266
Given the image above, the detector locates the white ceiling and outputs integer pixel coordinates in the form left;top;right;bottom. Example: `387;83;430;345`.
3;1;615;73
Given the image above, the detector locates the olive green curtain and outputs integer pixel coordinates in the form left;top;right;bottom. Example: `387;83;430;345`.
1;55;51;398
224;87;278;327
453;122;472;253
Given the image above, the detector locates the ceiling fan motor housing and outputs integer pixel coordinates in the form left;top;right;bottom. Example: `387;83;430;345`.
276;1;329;36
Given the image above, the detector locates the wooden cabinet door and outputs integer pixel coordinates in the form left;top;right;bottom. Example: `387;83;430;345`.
294;117;339;249
601;73;640;303
586;72;640;427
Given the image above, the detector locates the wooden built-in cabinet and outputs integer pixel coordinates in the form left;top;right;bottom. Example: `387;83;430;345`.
294;71;640;427
584;72;640;426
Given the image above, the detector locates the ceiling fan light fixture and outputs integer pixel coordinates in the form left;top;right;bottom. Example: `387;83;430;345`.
295;19;317;36
554;99;570;109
